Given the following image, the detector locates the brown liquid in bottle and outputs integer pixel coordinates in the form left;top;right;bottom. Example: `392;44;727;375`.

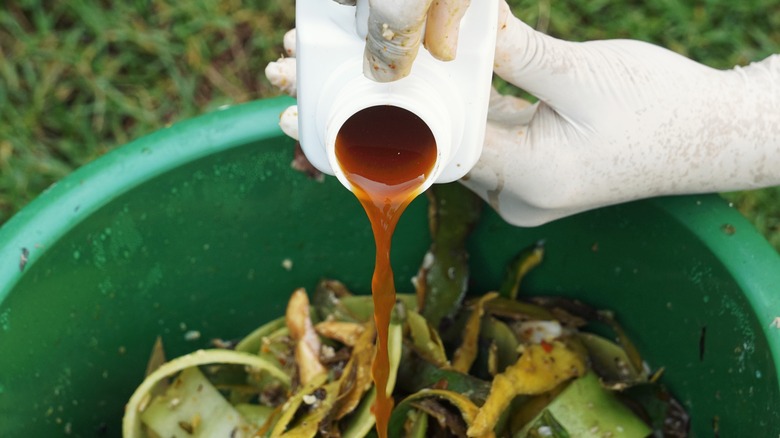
335;105;437;438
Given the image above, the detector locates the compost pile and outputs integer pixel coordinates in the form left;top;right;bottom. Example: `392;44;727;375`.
123;184;689;437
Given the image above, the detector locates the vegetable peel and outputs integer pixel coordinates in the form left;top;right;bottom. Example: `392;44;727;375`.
468;341;586;437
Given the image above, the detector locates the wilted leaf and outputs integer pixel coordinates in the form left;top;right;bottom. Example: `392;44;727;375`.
333;322;376;420
278;381;340;437
417;183;482;328
396;346;491;405
270;374;329;437
407;309;449;367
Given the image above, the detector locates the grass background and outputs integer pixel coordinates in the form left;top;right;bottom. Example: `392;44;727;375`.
1;0;779;249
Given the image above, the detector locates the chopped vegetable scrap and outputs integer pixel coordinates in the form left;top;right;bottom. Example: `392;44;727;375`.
123;184;689;437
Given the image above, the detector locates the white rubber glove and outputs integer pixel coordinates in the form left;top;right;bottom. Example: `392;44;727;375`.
465;1;780;226
266;1;780;226
266;0;471;84
361;0;471;81
263;0;475;136
265;29;299;140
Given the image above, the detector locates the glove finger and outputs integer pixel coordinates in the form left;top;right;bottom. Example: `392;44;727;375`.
265;57;297;97
364;0;434;82
423;0;471;61
283;28;296;58
279;105;299;141
459;122;563;227
493;1;595;123
461;114;590;227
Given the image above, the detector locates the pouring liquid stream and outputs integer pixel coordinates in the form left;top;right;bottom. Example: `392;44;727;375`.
335;105;437;438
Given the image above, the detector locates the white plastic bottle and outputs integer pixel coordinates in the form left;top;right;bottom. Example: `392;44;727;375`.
296;0;498;193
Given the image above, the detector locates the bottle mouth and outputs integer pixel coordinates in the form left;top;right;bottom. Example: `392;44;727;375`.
334;105;438;195
321;69;458;195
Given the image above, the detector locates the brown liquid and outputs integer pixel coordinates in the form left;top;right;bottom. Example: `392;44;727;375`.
335;105;437;438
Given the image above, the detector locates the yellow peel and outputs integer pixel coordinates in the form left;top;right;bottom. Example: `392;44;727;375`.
286;289;326;385
334;322;376;420
452;292;498;373
467;341;586;436
315;320;365;347
270;373;329;437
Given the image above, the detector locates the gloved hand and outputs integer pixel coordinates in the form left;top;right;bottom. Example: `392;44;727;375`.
266;1;780;227
358;0;471;82
266;0;470;87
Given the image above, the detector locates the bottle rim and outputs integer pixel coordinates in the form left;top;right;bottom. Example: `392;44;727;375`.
319;59;464;193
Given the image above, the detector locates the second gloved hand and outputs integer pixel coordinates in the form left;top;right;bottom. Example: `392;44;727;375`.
463;1;780;226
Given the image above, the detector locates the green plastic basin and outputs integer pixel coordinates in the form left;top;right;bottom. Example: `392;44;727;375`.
1;97;779;437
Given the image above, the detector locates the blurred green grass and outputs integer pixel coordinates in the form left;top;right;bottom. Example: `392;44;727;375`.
1;0;779;249
0;0;294;221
